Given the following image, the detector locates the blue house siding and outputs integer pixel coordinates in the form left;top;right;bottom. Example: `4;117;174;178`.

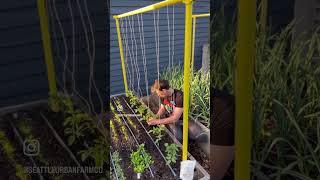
0;0;108;109
110;0;210;95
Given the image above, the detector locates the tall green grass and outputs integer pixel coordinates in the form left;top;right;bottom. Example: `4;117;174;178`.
162;66;210;128
212;20;320;178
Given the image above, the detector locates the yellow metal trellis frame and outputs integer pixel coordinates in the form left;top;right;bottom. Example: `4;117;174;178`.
191;13;210;71
235;0;256;179
114;0;193;161
37;0;57;96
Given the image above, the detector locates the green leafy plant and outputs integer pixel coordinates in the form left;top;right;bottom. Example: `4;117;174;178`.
212;10;320;178
0;131;29;180
78;137;109;167
164;143;179;165
128;92;140;108
114;99;123;111
63;109;93;145
135;106;147;116
111;151;126;180
48;93;73;113
18;120;50;166
148;125;165;145
130;144;154;177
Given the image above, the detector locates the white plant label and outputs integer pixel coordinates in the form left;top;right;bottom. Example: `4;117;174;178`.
180;160;196;180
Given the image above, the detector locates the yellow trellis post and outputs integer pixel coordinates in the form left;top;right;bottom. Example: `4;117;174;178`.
114;17;129;95
235;0;256;179
191;13;210;71
182;0;193;161
37;0;57;96
114;0;193;161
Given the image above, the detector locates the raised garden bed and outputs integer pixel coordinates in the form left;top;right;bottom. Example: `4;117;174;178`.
0;94;110;180
110;95;210;180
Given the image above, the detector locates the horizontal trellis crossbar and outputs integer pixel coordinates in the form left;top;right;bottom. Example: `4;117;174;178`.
192;13;210;18
113;0;183;19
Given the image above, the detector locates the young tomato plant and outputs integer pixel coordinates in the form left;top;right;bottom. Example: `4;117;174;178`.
148;125;165;145
127;91;140;108
78;137;109;167
164;143;179;165
130;144;154;178
63;109;93;145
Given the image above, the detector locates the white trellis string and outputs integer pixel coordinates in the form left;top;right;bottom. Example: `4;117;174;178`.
131;15;142;97
52;0;69;94
153;10;161;113
49;0;92;114
137;14;150;108
83;0;105;113
121;18;133;92
172;5;175;68
128;17;137;93
125;18;135;91
167;5;171;71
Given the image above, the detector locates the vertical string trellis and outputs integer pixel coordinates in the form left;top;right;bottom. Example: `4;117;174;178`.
120;18;133;92
153;9;161;112
137;13;150;108
47;0;106;116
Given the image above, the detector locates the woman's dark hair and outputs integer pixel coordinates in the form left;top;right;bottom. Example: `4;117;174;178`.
152;79;170;91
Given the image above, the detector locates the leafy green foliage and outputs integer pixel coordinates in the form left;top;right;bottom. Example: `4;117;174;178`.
48;93;73;113
63;109;93;145
212;10;320;178
78;137;109;167
52;93;94;146
164;143;179;165
111;151;126;180
148;125;165;145
130;144;154;174
0;131;29;180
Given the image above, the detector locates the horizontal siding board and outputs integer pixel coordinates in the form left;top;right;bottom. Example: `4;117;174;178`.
110;0;209;95
0;1;108;108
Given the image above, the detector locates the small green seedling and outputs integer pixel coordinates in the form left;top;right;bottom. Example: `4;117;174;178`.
148;125;165;145
164;143;179;165
130;144;154;179
111;151;125;180
78;137;108;167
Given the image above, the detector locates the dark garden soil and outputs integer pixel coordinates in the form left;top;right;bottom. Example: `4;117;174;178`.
111;99;179;180
40;109;108;179
120;95;210;176
0;105;109;180
110;96;208;179
0;120;39;180
5;107;92;179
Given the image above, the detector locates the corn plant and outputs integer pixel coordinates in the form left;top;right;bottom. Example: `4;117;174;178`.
164;143;179;165
130;144;154;178
148;125;165;145
111;151;126;180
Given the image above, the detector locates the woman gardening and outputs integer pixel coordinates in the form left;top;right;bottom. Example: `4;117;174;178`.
147;79;184;141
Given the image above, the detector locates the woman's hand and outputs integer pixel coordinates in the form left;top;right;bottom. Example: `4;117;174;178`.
147;119;160;125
